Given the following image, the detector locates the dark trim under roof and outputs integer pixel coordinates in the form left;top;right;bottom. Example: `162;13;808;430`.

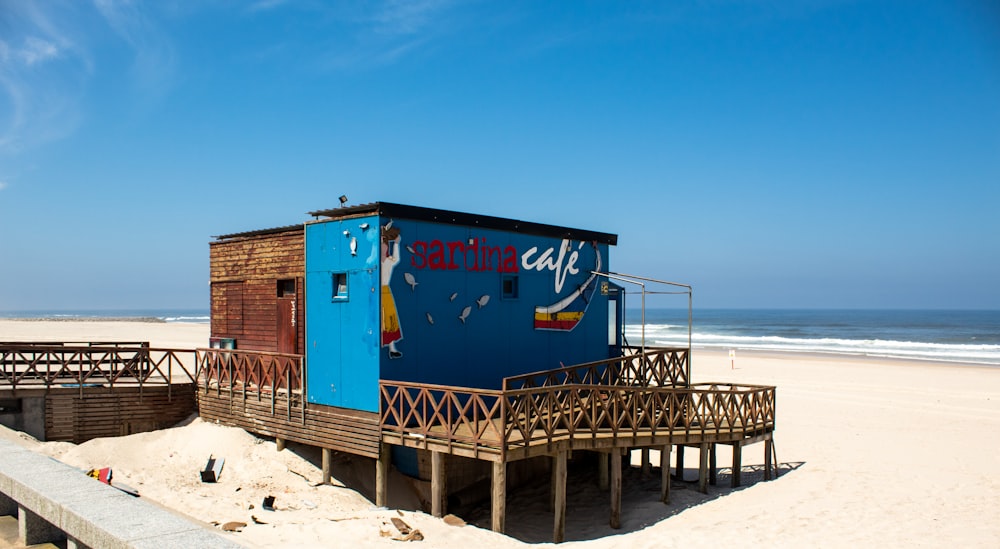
307;202;618;245
212;224;303;241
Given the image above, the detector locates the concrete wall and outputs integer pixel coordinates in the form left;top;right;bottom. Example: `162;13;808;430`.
0;397;45;441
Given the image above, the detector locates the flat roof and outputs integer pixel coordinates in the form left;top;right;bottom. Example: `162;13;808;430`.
212;224;303;241
307;202;618;245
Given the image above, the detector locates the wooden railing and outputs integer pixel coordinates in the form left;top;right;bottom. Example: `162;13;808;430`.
503;347;690;391
503;382;775;452
0;343;197;397
195;348;305;420
380;374;774;459
196;348;303;392
379;381;505;458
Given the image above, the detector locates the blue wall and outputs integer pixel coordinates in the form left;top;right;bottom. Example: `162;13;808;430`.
378;217;610;389
306;213;612;412
305;215;381;411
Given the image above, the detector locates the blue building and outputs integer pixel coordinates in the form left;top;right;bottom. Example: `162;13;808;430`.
303;202;620;412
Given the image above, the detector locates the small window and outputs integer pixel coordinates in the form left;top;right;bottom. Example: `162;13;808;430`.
502;274;519;299
277;279;295;298
332;272;349;301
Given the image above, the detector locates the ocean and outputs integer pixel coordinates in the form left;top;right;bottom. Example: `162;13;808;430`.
2;308;997;366
0;309;210;324
625;309;1000;366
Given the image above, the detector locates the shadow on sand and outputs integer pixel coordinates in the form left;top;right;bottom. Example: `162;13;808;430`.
269;438;805;544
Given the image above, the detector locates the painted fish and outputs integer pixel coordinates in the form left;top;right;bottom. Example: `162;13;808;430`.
426;312;434;325
349;237;358;256
403;272;418;291
458;306;472;324
477;294;490;309
449;292;458;302
406;245;415;254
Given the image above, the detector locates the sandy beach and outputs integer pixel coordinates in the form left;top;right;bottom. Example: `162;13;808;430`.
2;320;999;547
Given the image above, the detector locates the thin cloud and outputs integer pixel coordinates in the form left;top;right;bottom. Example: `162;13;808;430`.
248;0;291;13
311;0;463;71
0;3;89;154
19;37;60;66
0;181;8;191
373;0;453;36
92;0;176;98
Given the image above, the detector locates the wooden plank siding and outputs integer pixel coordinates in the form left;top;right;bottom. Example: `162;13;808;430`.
210;227;305;353
197;388;381;459
44;385;197;443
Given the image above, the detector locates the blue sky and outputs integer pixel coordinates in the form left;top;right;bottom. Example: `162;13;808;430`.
1;1;997;311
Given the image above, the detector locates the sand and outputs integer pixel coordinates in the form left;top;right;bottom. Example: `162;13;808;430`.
2;320;999;547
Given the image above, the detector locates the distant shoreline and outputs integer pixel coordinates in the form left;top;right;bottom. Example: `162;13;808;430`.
0;317;167;323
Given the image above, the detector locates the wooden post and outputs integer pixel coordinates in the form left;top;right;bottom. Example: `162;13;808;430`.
709;443;717;486
276;437;286;452
640;448;651;477
322;448;332;485
698;442;711;494
598;452;609;491
660;444;671;504
610;449;622;529
376;443;390;507
674;445;685;480
431;451;447;518
764;437;773;480
491;460;507;534
732;442;742;488
553;451;568;543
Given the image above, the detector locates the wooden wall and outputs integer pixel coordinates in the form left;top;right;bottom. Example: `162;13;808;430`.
45;385;197;443
210;228;305;353
197;388;381;458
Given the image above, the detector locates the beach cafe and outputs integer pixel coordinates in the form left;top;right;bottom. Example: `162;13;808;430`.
197;201;777;542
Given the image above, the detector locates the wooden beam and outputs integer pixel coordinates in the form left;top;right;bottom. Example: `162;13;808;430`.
764;437;773;480
276;437;286;452
709;443;717;486
598;451;609;491
698;442;709;494
553;451;568;543
610;449;622;529
674;445;685;480
491;460;507;534
322;448;332;485
660;444;671;504
640;448;651;477
376;443;390;507
431;451;447;518
732;442;742;488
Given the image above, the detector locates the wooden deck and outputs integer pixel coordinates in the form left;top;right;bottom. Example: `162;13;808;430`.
0;343;198;442
379;349;775;461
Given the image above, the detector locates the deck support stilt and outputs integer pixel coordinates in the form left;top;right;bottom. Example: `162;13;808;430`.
322;448;332;485
431;451;447;518
276;437;286;452
553;451;568;543
674;445;685;480
732;442;743;488
640;448;651;477
598;452;609;491
764;437;773;480
491;460;507;534
376;443;390;507
660;444;671;504
709;443;717;486
610;449;622;529
698;443;709;494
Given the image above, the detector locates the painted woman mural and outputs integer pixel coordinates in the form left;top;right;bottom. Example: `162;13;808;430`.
381;223;403;358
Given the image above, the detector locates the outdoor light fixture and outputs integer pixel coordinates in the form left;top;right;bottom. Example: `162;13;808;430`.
339;195;349;206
